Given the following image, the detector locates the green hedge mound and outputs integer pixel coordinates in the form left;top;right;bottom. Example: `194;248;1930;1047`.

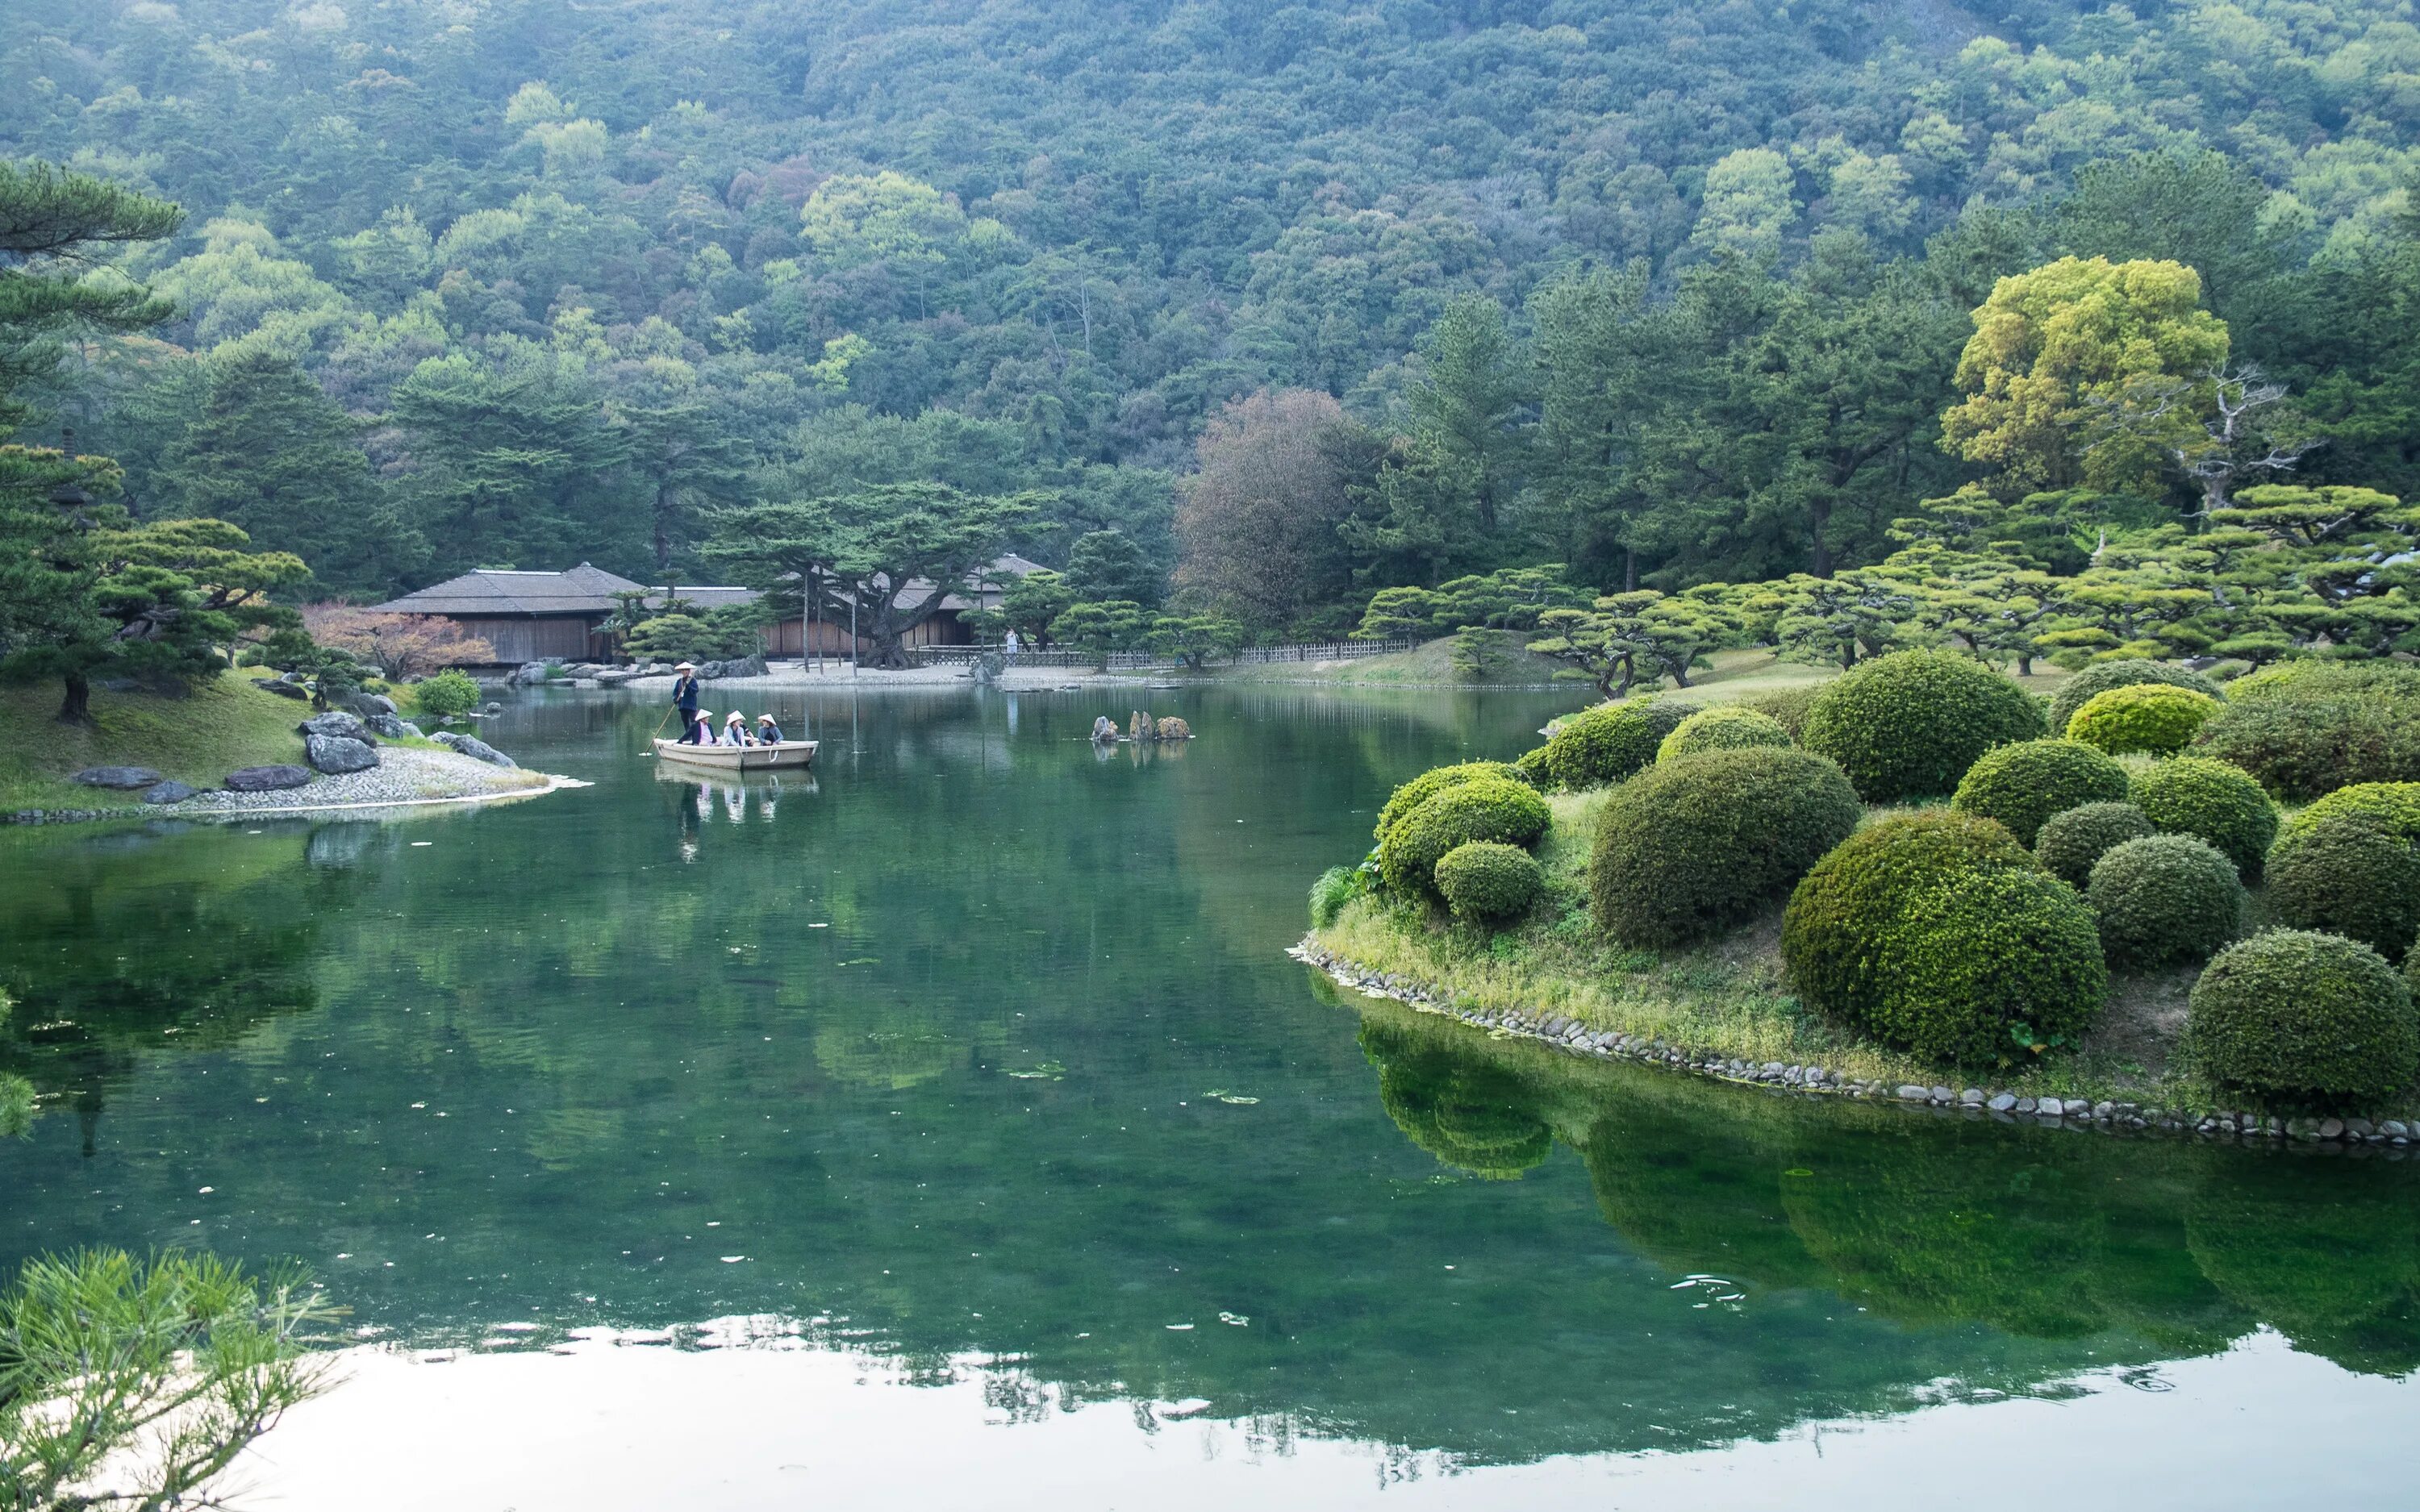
1590;748;1863;946
2088;834;2244;971
2188;930;2419;1107
2047;658;2225;734
2129;756;2278;878
1655;705;1793;764
1950;739;2131;848
2266;783;2420;960
1782;810;2105;1065
2066;683;2222;756
2034;801;2157;889
2192;662;2420;802
1800;650;2045;803
1374;761;1524;846
1435;840;1545;923
1375;777;1550;896
1538;696;1698;790
1739;684;1823;741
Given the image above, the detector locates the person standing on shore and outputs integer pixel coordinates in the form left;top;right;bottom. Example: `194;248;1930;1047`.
671;662;700;732
1003;628;1020;665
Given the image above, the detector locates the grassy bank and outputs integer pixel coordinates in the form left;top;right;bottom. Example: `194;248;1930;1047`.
0;672;308;814
1310;786;2401;1123
1218;631;1578;686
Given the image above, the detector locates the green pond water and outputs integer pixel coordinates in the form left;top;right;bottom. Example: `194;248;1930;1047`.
2;685;2417;1495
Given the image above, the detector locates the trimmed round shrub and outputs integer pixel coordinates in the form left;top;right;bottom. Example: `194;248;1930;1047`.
1655;704;1793;764
1782;809;2105;1064
1375;760;1522;845
2188;930;2419;1106
2266;783;2420;960
1800;649;2046;803
1949;738;2131;848
1375;777;1550;895
1539;696;1698;789
2065;683;2222;756
1589;748;1863;946
2047;658;2225;734
1510;746;1551;787
2034;801;2157;889
2128;756;2278;878
410;668;480;719
1740;684;1823;741
2087;834;2244;970
1434;840;1544;923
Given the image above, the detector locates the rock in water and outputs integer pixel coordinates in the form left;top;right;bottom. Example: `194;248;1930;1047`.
298;710;370;743
224;764;314;792
70;765;164;789
305;734;380;774
1129;710;1154;741
432;731;517;768
1155;716;1192;740
1091;715;1119;743
140;780;200;805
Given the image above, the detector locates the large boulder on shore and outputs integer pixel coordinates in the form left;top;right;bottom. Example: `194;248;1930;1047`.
71;765;164;790
298;710;369;743
305;733;380;774
349;692;398;717
225;764;314;792
141;780;201;805
259;678;310;701
365;713;411;739
431;731;517;768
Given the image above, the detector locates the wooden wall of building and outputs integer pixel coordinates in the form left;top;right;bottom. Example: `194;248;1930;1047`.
451;616;605;664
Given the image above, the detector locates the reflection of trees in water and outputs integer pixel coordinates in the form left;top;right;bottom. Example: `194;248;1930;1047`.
0;827;355;1151
1357;998;2420;1375
1360;1020;1551;1179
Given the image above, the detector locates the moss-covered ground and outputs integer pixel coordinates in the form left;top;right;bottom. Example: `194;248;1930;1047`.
0;671;310;814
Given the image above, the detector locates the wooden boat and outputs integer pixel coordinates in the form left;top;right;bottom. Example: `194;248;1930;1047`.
652;737;819;772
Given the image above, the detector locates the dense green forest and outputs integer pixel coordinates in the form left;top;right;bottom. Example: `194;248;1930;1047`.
3;0;2419;633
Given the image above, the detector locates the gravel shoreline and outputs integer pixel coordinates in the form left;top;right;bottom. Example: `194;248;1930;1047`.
8;748;561;825
1293;937;2418;1156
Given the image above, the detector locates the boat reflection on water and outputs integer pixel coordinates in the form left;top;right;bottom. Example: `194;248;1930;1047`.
658;766;817;857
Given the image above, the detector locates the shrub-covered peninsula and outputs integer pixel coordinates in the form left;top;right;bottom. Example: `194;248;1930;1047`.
1307;653;2420;1136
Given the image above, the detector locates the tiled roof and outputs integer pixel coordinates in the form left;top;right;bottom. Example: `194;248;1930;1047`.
374;554;1038;618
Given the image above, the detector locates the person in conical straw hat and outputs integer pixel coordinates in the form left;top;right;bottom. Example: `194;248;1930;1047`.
756;712;786;744
724;710;752;746
680;708;713;746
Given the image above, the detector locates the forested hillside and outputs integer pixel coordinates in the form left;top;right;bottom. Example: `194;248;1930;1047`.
3;0;2418;624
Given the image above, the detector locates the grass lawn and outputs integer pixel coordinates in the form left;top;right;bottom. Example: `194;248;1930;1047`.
1216;631;1580;686
0;671;309;813
1310;784;2385;1120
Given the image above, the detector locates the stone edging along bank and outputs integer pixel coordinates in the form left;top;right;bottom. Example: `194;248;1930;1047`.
1291;938;2418;1156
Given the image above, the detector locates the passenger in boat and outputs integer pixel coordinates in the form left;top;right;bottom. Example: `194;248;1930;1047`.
679;708;714;745
724;710;753;745
671;661;701;730
756;713;785;744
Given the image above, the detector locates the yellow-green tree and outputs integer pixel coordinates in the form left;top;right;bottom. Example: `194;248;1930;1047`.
1940;256;2230;498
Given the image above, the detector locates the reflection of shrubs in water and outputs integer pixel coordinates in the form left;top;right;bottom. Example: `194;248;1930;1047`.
2187;1158;2420;1377
1579;1106;1827;1293
1361;1023;1552;1180
1779;1127;2110;1339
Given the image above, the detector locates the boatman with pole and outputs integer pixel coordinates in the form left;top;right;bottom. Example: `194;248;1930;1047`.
670;661;701;734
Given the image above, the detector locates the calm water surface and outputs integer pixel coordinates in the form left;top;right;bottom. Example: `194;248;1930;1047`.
2;685;2416;1508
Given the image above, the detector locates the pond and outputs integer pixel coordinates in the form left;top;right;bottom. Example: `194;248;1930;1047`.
2;685;2416;1508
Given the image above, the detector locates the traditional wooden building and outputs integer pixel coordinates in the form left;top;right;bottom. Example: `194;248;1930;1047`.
372;556;1044;664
